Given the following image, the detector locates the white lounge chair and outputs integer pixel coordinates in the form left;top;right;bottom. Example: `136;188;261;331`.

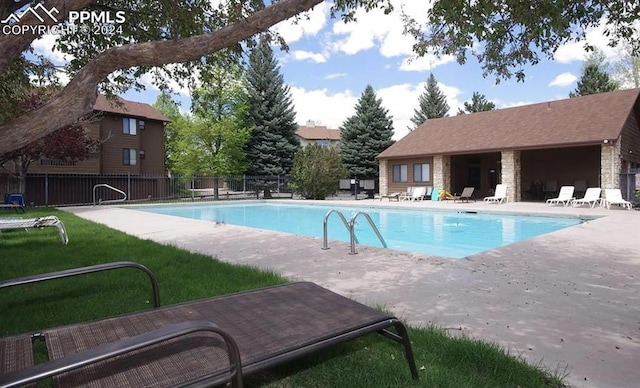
483;184;508;204
409;186;427;201
400;187;415;201
546;186;575;207
571;187;601;208
604;189;633;210
0;216;69;244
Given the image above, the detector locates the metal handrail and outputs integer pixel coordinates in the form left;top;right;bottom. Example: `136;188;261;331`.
349;211;387;255
322;209;357;250
93;184;127;206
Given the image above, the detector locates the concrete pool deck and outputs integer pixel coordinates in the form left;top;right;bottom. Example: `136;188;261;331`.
65;200;640;388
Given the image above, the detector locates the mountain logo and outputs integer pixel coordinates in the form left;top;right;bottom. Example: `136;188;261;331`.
1;4;60;24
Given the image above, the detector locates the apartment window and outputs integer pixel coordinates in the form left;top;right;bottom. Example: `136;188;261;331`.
123;117;137;135
392;164;407;182
315;139;330;147
413;163;430;182
123;148;137;166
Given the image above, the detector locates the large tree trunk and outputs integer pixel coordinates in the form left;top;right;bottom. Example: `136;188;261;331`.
0;0;323;155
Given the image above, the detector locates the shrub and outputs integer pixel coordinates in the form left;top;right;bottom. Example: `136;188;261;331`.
290;144;347;200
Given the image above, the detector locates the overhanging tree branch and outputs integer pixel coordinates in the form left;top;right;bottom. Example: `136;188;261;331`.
0;0;323;154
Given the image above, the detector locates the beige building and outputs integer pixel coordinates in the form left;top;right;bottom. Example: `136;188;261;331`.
377;89;640;201
296;121;341;147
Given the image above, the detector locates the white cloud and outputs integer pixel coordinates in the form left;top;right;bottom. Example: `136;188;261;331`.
138;68;192;97
325;72;347;80
292;50;327;63
496;100;534;109
32;34;69;64
290;86;357;130
399;54;457;72
548;72;577;87
554;23;627;64
329;0;439;71
272;2;330;43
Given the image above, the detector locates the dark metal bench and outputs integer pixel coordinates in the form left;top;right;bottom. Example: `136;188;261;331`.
1;272;417;387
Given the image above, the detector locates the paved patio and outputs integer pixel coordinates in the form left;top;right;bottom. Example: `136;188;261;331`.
65;199;640;388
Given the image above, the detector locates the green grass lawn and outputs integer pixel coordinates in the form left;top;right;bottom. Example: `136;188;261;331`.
0;208;566;387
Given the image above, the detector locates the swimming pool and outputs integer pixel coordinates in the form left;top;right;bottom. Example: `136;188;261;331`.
133;202;582;258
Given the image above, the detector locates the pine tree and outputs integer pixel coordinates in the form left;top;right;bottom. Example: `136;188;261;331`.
457;92;496;115
244;37;300;177
340;85;394;179
570;52;619;97
409;73;449;129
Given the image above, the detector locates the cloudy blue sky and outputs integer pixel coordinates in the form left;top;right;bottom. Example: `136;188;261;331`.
32;1;634;140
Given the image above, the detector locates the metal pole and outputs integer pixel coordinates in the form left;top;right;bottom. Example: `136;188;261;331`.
127;172;131;202
349;219;357;255
44;172;49;206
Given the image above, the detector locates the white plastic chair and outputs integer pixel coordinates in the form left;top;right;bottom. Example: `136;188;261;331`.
483;184;508;204
546;186;575;207
571;187;601;208
604;189;632;210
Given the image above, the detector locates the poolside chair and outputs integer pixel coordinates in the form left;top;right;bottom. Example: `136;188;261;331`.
483;184;508;204
546;186;575;207
453;187;475;203
0;215;68;244
0;268;419;387
409;186;427;201
1;193;25;212
380;192;401;201
571;187;601;208
400;187;415;201
431;188;440;201
604;189;633;210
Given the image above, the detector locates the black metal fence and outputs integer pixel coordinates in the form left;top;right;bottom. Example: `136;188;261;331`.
0;173;294;206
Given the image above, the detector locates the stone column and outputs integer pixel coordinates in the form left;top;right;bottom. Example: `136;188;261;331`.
378;159;388;195
501;150;521;202
600;141;621;193
433;155;451;191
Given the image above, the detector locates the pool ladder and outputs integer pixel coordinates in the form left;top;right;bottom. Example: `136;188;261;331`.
322;210;387;255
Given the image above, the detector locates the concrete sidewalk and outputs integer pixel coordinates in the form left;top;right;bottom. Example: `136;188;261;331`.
65;200;640;388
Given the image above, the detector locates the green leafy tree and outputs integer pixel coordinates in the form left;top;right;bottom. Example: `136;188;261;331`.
244;37;300;194
410;73;449;129
152;94;183;174
168;63;251;199
291;144;347;200
405;0;640;82
340;85;394;179
570;52;619;97
457;92;496;115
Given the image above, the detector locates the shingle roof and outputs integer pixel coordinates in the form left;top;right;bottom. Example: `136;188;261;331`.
378;88;640;159
296;126;341;140
93;95;171;122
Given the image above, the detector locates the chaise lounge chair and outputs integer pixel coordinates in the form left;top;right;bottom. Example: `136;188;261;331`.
453;187;475;203
380;192;401;201
604;189;633;210
409;186;427;201
546;186;575;207
571;187;601;208
0;215;68;244
483;184;508;204
0;264;418;387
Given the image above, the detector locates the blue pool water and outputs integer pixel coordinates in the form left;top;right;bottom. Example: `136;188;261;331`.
134;202;582;258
